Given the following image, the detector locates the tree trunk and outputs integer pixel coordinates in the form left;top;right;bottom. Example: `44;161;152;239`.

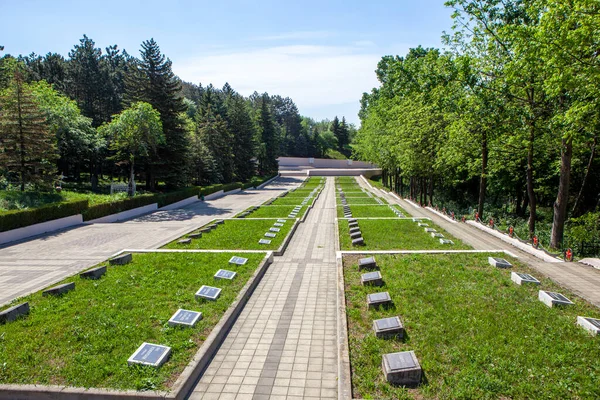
16;79;25;192
550;136;572;249
526;120;537;236
128;159;135;197
572;135;596;217
428;175;434;205
478;132;488;218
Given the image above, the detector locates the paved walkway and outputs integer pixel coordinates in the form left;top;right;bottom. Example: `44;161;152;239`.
358;178;600;308
0;178;301;307
189;177;338;400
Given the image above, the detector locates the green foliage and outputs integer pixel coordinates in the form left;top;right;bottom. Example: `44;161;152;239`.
0;199;88;232
82;194;156;221
567;212;600;245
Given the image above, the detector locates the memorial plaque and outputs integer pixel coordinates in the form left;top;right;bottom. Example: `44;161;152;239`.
215;219;225;225
431;232;444;238
412;218;422;222
277;219;286;223
200;227;212;233
349;226;361;234
229;256;248;265
189;232;202;239
510;271;540;285
274;223;284;227
352;237;365;246
168;309;202;327
425;228;436;233
382;351;422;386
208;224;218;230
0;302;30;324
270;227;281;232
109;253;132;265
350;231;362;240
418;223;429;227
577;316;600;336
374;316;404;339
439;239;454;245
214;269;237;280
265;232;277;238
488;257;512;268
349;222;359;228
361;271;384;286
367;291;392;309
348;218;357;223
80;265;107;280
178;238;192;245
358;256;377;270
195;285;222;301
128;342;171;367
539;290;574;307
259;239;272;245
42;282;75;297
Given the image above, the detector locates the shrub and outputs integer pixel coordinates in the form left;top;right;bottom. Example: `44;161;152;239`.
82;194;156;221
222;182;242;192
0;200;89;232
156;187;199;207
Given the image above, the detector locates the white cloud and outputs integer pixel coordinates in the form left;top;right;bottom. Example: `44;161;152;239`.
172;44;382;120
251;31;336;41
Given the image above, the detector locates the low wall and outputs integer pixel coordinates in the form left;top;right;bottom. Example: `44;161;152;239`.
306;168;381;177
87;203;158;224
277;157;377;169
158;196;199;211
0;214;83;245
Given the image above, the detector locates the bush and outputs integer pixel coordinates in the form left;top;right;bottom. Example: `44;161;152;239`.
0;200;89;232
82;194;156;221
156;187;199;207
199;185;223;196
222;182;242;192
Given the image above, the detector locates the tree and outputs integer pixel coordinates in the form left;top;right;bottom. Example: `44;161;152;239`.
225;93;256;181
0;67;57;190
331;116;341;153
256;94;278;174
125;38;188;189
338;117;350;155
99;102;163;196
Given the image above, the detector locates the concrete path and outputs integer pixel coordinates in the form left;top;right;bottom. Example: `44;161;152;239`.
0;178;302;307
358;178;600;308
189;177;338;400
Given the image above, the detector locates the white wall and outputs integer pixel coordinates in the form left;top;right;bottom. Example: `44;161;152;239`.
278;157;377;169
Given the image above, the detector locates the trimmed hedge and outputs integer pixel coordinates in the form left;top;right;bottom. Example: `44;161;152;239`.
156;187;199;208
0;200;89;232
82;194;156;221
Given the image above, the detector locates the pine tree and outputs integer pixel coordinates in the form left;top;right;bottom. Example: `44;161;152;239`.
226;93;256;181
331;116;341;152
339;117;350;154
197;108;234;183
125;38;188;189
256;94;278;174
0;68;57;190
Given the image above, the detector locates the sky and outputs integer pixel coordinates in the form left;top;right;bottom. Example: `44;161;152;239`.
0;0;454;125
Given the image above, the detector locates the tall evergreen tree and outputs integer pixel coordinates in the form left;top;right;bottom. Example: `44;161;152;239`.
331;116;341;152
196;107;234;183
339;117;350;154
0;68;57;190
125;38;188;189
226;93;256;181
256;94;278;174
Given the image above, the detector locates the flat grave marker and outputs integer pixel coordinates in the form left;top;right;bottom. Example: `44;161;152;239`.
229;256;248;265
418;223;429;227
188;233;202;239
350;231;362;239
511;272;540;285
488;257;512;269
128;342;171;367
373;316;404;339
382;351;422;386
168;309;202;327
80;265;107;280
276;219;286;223
352;237;365;246
367;291;392;309
425;228;436;233
538;290;574;307
358;256;378;270
259;239;272;245
440;239;454;245
269;227;280;232
361;271;384;286
577;316;600;336
42;282;75;297
178;238;191;245
214;269;237;280
0;302;30;324
109;253;132;265
195;285;222;301
264;232;277;238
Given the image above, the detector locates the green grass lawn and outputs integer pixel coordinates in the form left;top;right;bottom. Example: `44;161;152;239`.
339;219;470;250
270;197;315;206
337;197;385;205
0;252;267;391
337;192;371;198
284;190;321;198
343;253;600;399
244;205;308;218
164;219;294;250
337;205;406;218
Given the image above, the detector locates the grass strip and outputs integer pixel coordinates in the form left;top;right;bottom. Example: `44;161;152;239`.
0;252;266;391
344;253;600;399
337;205;404;218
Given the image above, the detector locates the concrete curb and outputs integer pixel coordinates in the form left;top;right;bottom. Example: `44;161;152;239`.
256;174;280;189
158;196;199;211
466;221;563;263
339;249;519;257
274;218;300;256
425;207;458;224
0;251;274;400
0;214;83;246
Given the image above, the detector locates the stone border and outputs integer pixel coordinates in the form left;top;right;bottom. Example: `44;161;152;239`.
158;195;199;211
256;174;281;189
274;218;300;256
339;249;519;257
0;251;274;400
0;214;83;246
425;207;458;224
86;203;158;224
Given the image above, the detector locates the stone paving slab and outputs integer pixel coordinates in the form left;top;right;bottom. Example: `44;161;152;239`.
0;178;302;307
189;177;338;400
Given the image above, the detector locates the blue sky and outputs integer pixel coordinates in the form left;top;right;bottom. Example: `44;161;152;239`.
1;0;454;125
